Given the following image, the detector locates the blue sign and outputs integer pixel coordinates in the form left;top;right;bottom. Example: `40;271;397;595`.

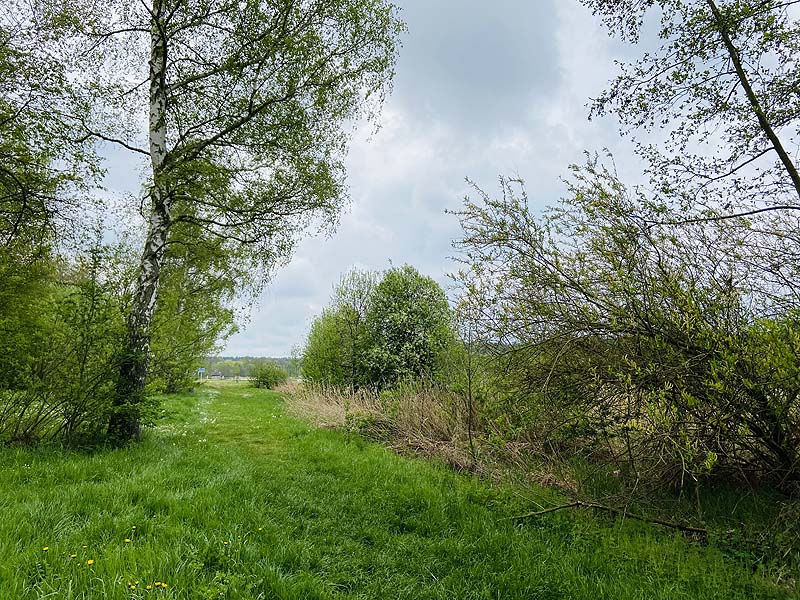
198;368;206;373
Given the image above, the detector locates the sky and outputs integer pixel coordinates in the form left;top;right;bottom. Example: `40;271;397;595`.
104;0;645;357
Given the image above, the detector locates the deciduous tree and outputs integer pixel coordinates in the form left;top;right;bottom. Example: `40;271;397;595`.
583;0;800;218
28;0;404;440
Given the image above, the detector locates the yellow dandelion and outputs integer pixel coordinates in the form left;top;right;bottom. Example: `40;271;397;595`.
124;538;131;543
86;559;94;565
161;583;168;588
223;541;229;545
131;525;136;529
146;585;152;590
257;527;263;531
82;545;88;549
69;554;77;558
42;546;49;551
135;580;140;585
130;585;137;590
155;581;161;586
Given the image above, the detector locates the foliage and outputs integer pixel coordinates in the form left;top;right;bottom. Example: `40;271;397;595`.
0;6;97;254
302;266;456;389
252;363;289;390
582;0;800;214
364;265;456;387
301;268;377;387
0;243;131;445
453;162;800;486
148;237;238;394
301;308;353;387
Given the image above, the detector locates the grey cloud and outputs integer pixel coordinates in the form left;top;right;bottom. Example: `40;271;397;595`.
217;1;647;356
392;0;561;132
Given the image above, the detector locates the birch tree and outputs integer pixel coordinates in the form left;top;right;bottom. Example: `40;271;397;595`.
582;0;800;217
31;0;403;440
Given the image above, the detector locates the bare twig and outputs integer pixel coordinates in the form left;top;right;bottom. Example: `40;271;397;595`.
510;500;708;535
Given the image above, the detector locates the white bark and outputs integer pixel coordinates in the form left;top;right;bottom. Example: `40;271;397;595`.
112;0;170;439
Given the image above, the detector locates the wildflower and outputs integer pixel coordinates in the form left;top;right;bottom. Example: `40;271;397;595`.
69;554;77;558
86;559;94;565
257;527;263;531
42;547;49;551
82;545;87;549
124;538;131;543
223;541;229;545
155;581;161;586
146;585;152;590
161;583;168;588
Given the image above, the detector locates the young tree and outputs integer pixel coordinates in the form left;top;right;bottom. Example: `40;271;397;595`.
364;265;455;388
583;0;800;217
148;236;238;393
29;0;404;440
332;268;378;386
301;268;376;387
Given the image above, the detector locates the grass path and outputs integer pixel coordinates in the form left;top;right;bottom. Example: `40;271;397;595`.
0;382;792;599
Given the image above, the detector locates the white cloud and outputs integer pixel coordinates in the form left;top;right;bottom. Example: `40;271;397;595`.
213;1;640;356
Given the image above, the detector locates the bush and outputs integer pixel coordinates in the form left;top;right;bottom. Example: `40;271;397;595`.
302;265;457;390
453;165;800;488
253;363;289;389
0;244;128;446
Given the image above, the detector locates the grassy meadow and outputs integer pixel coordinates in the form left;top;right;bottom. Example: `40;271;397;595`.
0;381;793;599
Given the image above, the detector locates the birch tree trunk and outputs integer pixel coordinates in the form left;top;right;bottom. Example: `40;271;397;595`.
108;0;170;441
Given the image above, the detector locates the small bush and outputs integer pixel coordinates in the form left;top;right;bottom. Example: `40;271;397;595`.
252;363;288;389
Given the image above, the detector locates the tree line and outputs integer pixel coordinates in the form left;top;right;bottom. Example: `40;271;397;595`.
205;356;300;379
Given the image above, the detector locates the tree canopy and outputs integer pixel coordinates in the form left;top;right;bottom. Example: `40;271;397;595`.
302;266;455;389
583;0;800;217
19;0;404;440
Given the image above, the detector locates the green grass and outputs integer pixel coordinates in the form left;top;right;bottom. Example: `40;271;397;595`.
0;381;793;599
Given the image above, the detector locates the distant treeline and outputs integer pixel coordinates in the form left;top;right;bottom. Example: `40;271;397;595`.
204;356;301;378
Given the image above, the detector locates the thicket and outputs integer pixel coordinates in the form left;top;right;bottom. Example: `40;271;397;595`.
453;163;800;489
0;238;232;446
302;265;456;390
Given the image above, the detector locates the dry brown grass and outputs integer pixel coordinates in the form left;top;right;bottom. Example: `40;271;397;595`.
281;381;479;471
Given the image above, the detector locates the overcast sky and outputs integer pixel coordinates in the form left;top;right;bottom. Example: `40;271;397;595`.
217;0;647;357
102;0;644;357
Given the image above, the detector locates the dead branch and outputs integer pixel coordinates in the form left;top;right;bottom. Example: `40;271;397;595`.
510;501;708;535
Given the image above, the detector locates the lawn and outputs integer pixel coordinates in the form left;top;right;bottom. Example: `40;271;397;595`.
0;381;791;599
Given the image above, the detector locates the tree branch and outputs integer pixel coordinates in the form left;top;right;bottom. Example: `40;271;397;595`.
705;0;800;200
510;501;708;535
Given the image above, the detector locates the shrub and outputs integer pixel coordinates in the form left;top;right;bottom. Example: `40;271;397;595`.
253;363;289;389
453;165;800;487
302;265;457;390
0;244;128;446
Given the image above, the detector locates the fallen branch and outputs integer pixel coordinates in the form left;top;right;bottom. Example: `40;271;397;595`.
511;501;708;535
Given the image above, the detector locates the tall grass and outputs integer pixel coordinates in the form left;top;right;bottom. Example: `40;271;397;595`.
282;380;800;588
0;381;794;598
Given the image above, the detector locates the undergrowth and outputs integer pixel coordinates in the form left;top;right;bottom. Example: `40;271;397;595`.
282;381;800;592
